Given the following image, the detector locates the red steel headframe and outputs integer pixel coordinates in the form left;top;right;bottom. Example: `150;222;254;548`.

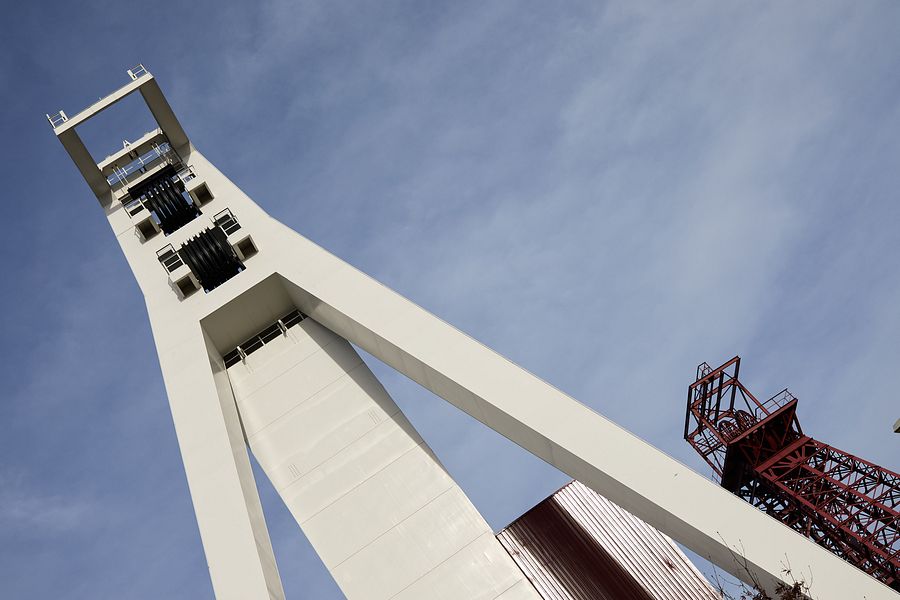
684;357;900;591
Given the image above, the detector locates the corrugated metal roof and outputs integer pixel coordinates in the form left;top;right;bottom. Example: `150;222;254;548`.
497;481;721;600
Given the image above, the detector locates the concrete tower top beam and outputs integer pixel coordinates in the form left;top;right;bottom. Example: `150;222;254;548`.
52;72;147;134
50;66;191;203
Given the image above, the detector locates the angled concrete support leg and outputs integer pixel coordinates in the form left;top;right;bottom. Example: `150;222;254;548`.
151;322;285;599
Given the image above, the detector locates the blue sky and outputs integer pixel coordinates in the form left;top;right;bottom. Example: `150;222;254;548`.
2;1;899;598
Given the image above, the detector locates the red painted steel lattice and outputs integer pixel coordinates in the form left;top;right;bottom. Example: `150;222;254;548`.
684;357;900;591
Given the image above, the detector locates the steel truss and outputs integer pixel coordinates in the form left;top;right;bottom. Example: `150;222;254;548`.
685;357;900;590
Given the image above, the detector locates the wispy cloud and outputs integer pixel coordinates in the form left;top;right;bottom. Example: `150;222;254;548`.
0;470;93;533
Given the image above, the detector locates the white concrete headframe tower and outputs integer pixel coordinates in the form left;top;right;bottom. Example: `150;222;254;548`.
49;67;893;600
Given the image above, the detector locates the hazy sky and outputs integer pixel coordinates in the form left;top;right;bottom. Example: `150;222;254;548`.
2;2;899;598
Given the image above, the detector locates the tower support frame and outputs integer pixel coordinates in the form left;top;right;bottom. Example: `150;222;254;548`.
50;66;898;600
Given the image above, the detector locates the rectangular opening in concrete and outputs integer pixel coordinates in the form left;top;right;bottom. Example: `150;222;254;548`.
175;275;200;299
235;236;258;261
192;182;214;206
74;90;160;165
136;216;159;242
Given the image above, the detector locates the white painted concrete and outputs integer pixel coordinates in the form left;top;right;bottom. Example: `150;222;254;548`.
51;68;538;600
51;67;898;600
228;318;534;599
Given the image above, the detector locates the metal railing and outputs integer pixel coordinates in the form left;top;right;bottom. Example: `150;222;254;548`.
46;111;68;128
222;310;307;367
696;361;713;380
156;244;184;273
122;194;148;217
176;164;196;185
127;64;149;80
213;208;241;236
756;388;796;420
46;66;147;129
108;142;178;188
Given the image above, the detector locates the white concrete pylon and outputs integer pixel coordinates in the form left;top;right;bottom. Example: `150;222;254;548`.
52;67;539;600
49;66;897;600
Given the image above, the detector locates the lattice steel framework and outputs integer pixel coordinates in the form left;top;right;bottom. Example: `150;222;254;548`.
684;357;900;591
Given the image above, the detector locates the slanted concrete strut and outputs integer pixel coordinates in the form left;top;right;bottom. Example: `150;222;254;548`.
48;66;897;600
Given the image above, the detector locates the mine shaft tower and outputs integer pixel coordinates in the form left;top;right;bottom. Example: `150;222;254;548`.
685;356;900;591
48;65;897;599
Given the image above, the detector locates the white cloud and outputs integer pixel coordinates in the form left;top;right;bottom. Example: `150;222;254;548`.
0;471;92;532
